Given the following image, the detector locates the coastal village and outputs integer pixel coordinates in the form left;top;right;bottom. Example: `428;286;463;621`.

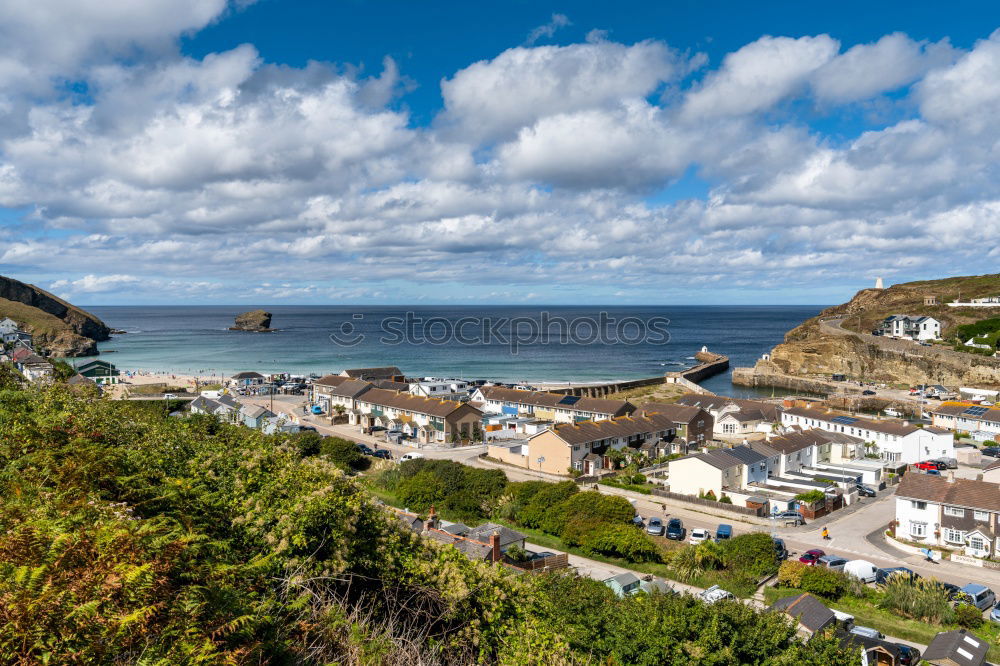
6;276;1000;664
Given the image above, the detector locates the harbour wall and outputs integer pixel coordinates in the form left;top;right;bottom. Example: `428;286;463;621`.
550;352;729;398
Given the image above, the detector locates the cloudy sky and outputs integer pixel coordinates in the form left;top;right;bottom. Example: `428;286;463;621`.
1;1;999;305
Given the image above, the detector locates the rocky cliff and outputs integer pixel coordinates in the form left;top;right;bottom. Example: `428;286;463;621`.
0;275;112;356
229;310;274;332
734;274;1000;390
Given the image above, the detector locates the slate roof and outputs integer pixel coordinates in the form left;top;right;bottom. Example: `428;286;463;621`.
757;430;831;455
769;593;836;633
358;387;479;418
313;374;351;388
465;523;524;548
896;474;1000;513
190;396;218;412
477;386;634;416
452;539;493;561
374;380;410;391
718;407;770;423
66;374;96;386
606;573;640;588
216;394;240;409
327;379;375;399
538;412;676;446
231;371;265;380
240;405;274;419
783;406;921;437
342;366;403;380
676;394;783;421
922;629;989;666
637;402;705;423
724;445;768;465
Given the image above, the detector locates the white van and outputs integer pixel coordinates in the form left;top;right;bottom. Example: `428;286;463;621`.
399;453;425;463
843;560;878;583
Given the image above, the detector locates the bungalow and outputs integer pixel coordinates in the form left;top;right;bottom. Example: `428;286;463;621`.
928;404;1000;440
190;395;240;422
471;385;634;423
261;416;300;435
636;402;713;447
667;445;769;498
340;366;403;381
781;406;954;464
675;394;782;438
604;572;642;598
240;404;276;429
409;379;470;400
76;359;120;385
768;593;836;638
350;388;483;445
230;371;265;387
895;473;1000;559
508;412;676;476
410;508;526;564
16;353;53;382
922;629;988;666
878;315;942;341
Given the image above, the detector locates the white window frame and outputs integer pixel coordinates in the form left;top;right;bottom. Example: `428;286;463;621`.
969;534;987;552
943;528;966;545
909;522;927;538
944;506;965;518
911;500;927;510
974;510;990;522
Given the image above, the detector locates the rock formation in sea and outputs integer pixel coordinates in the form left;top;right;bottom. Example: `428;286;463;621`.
229;310;274;332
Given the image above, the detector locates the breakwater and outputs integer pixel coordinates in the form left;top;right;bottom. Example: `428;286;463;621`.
550;351;729;397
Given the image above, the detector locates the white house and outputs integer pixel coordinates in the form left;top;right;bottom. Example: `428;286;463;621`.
471;385;634;423
878;315;941;341
668;445;772;498
928;404;1000;439
895;473;1000;559
0;317;19;335
675;394;782;438
781;406;954;464
409;379;469;400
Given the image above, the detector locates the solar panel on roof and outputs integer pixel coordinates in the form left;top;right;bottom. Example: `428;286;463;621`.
964;406;989;416
558;395;581;405
830;415;858;425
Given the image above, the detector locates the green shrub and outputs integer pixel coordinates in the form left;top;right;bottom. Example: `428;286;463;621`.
632;473;646;484
954;603;984;629
722;533;780;580
799;565;847;599
879;578;954;624
719;494;733;504
778;561;807;588
319;436;368;471
581;523;662;562
794;490;826;504
518;481;578;528
540;491;633;536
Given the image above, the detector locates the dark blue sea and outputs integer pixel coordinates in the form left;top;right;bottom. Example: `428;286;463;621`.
82;305;824;397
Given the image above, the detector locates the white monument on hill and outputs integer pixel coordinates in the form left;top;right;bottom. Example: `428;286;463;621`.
875;277;884;289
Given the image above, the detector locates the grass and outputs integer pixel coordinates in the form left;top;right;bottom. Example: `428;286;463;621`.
600;478;653;494
763;587;1000;660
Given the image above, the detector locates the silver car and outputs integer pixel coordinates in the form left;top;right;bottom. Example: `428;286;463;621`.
646;517;664;536
818;555;848;572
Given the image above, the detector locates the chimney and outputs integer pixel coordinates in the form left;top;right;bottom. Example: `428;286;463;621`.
428;505;438;529
490;533;501;563
947;472;955;483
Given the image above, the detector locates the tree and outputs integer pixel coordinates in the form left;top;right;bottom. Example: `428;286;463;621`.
51;359;76;381
319;436;368;471
799;565;847;599
581;522;662;562
292;429;324;457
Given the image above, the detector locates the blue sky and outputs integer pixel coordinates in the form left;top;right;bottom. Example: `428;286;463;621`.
1;1;999;304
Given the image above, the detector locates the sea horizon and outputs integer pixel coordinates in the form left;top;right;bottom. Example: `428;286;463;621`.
80;304;828;398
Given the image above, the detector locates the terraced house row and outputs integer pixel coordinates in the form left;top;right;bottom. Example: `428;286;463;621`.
470;385;635;423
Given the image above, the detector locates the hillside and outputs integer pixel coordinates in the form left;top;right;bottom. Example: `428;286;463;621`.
0;275;111;356
735;273;1000;390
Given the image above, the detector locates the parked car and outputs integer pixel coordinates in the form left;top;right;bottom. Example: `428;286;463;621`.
310;405;324;414
646;517;664;536
715;524;733;542
982;446;1000;458
689;528;711;545
299;425;317;432
632;515;645;528
698;585;734;605
875;567;920;585
855;484;877;497
849;625;885;640
960;584;996;611
934;457;958;469
862;390;876;395
990;602;1000;624
772;510;805;526
799;549;826;565
399;452;424;463
665;518;684;540
372;449;391;460
772;538;788;561
896;644;921;665
818;555;848;571
935;581;963;600
913;461;939;471
843;560;878;583
924;469;941;476
929;460;948;470
356;443;374;454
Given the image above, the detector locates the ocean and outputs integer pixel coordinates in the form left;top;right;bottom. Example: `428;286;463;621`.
81;305;824;397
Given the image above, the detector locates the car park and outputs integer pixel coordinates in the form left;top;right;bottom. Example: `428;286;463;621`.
960;584;996;611
843;560;878;583
715;524;733;541
849;626;885;640
698;585;734;604
772;538;788;561
665;518;684;540
646;517;664;536
689;528;711;544
875;567;920;585
799;549;825;565
855;484;876;497
818;555;848;571
772;510;805;526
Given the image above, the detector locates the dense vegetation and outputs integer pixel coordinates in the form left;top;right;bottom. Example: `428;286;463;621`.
0;376;856;664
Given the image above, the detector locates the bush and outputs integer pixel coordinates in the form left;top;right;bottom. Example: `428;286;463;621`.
632;473;646;484
292;430;324;457
794;490;826;504
879;578;954;624
581;523;662;563
702;490;717;501
778;561;807;588
722;533;780;580
319;436;368;471
954;603;984;629
719;494;733;504
799;565;847;599
540;491;633;536
518;481;578;528
396;470;447;512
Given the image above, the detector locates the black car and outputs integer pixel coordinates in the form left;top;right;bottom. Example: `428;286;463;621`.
862;390;876;395
982;446;1000;458
930;460;948;470
896;644;921;666
934;581;963;600
665;518;684;540
773;538;788;561
855;484;877;497
372;449;392;460
876;567;920;585
356;443;374;455
299;426;318;432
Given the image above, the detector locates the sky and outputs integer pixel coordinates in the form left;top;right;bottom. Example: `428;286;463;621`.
1;1;999;305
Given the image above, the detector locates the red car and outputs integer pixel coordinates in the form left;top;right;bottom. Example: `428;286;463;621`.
913;461;938;471
798;549;825;565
